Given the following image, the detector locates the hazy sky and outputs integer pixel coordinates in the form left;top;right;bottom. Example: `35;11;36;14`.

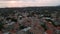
0;0;60;8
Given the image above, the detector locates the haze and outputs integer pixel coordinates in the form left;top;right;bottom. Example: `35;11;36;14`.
0;0;60;8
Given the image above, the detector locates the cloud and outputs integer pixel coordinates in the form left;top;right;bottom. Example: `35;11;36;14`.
0;0;60;8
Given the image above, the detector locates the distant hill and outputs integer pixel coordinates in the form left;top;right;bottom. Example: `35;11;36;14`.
0;6;60;14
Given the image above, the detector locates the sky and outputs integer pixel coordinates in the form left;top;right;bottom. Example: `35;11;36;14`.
0;0;60;8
